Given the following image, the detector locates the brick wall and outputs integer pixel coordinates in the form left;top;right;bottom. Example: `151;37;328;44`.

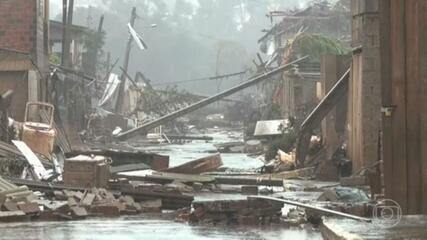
0;0;36;53
348;0;382;171
0;0;50;102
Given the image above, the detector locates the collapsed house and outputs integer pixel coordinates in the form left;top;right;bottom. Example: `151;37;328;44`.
258;0;350;123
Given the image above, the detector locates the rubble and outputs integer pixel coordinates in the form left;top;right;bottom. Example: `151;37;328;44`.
67;148;170;171
182;198;283;226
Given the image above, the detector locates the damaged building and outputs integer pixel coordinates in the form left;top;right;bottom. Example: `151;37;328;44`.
0;0;425;239
0;0;50;121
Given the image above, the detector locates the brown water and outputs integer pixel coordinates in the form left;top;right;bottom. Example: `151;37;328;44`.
0;216;323;240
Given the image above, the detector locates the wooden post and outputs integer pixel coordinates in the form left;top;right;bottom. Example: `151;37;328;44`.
115;7;137;114
62;0;74;67
320;55;350;159
87;15;104;79
380;0;427;214
60;0;68;66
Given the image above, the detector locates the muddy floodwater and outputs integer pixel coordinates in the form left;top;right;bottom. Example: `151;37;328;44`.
140;129;264;169
0;129;324;240
0;216;323;240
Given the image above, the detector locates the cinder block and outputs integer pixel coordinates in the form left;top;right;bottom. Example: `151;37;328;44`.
18;202;40;214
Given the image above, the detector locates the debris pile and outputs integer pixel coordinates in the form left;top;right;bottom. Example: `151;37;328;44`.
0;176;38;222
179;198;283;226
49;188;142;218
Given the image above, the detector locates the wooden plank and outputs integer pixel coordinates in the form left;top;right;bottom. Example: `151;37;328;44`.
404;0;421;214
389;0;408;213
110;163;150;174
379;0;393;202
116;170;215;184
418;0;427;214
214;176;284;187
296;69;350;164
164;154;222;174
248;196;371;222
348;53;363;171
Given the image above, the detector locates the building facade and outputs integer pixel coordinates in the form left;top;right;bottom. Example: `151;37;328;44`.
0;0;49;121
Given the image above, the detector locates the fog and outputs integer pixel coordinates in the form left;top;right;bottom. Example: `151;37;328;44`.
50;0;312;94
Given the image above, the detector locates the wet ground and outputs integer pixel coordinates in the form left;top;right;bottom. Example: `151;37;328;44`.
0;216;323;240
141;129;264;169
322;215;427;239
0;129;325;240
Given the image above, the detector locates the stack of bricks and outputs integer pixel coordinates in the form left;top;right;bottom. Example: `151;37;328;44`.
186;198;283;226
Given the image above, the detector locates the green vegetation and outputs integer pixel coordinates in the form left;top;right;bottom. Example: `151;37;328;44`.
49;53;60;65
292;33;347;60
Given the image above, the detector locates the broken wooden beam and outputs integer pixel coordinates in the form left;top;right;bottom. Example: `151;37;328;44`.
115;171;215;184
248;195;372;222
6;177;88;193
296;68;350;166
163;154;222;174
214;175;284;186
166;135;213;141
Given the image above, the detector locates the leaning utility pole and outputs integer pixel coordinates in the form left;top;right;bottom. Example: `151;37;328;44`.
87;15;104;84
60;0;68;66
115;7;137;114
116;56;308;140
62;0;74;67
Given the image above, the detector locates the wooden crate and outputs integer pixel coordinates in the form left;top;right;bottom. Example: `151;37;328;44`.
63;155;110;188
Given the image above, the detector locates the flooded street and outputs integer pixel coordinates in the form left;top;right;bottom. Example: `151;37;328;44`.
141;129;264;170
0;130;323;240
0;216;322;240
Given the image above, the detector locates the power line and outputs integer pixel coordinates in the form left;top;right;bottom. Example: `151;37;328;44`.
152;70;247;86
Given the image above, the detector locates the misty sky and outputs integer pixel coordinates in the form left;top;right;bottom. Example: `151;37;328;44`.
49;0;314;95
